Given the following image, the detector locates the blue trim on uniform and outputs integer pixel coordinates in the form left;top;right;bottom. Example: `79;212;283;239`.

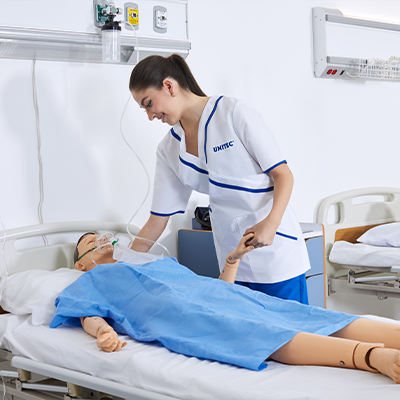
150;210;185;217
276;231;297;241
179;156;209;175
170;128;181;142
204;96;224;163
235;273;309;305
209;178;274;194
264;160;287;174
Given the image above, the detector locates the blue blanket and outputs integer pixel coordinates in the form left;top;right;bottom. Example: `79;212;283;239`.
50;259;359;371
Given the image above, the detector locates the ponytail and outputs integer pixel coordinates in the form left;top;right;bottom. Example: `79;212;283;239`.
129;54;207;97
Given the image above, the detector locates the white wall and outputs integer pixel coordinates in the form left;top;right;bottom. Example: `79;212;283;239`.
0;1;399;315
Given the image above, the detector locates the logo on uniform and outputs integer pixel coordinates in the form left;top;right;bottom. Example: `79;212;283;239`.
213;140;234;153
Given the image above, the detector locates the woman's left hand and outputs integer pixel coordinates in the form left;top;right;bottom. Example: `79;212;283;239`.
244;216;280;248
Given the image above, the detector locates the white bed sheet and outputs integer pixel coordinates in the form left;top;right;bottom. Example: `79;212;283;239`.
329;241;400;267
1;314;400;400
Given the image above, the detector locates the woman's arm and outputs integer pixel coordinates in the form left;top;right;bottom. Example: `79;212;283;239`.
130;214;169;253
219;233;255;283
244;163;294;248
80;317;127;352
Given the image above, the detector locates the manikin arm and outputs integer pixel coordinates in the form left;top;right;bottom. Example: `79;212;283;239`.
244;163;294;248
81;317;127;352
219;233;255;283
130;214;169;253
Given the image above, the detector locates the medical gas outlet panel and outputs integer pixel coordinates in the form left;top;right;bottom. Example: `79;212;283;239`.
94;1;169;34
0;0;189;64
0;1;188;41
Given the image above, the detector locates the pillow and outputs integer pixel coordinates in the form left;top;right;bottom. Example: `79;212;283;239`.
0;268;83;326
357;222;400;247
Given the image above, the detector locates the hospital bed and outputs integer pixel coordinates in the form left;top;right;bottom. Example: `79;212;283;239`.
1;221;400;400
316;187;400;308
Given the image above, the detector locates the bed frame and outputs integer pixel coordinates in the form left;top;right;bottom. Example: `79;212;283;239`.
2;220;400;399
0;221;180;400
316;187;400;312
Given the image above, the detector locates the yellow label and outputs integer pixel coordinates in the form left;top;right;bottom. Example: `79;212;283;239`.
128;8;139;25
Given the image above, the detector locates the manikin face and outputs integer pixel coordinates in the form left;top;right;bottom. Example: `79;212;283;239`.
131;79;181;126
75;234;116;272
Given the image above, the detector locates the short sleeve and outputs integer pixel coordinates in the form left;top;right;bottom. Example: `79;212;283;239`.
232;101;286;173
151;142;193;217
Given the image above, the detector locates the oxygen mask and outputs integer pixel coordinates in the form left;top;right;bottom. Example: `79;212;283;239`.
91;232;119;265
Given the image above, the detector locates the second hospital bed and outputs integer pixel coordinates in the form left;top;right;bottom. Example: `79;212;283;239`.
1;221;400;400
316;187;400;316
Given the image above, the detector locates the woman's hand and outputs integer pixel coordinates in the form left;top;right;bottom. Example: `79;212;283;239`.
243;215;280;248
97;325;127;352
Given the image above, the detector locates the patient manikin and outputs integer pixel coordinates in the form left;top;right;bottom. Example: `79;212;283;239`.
74;232;165;270
73;232;400;383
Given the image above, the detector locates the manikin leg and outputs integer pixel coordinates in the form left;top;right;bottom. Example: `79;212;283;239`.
270;332;400;383
331;318;400;349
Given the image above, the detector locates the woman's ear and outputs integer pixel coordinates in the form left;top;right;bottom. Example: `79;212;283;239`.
75;261;86;271
163;78;175;96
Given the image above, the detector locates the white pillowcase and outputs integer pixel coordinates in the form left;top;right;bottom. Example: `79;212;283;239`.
0;268;83;326
329;241;400;267
357;222;400;247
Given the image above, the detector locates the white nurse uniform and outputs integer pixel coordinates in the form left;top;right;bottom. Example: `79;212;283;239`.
151;96;310;283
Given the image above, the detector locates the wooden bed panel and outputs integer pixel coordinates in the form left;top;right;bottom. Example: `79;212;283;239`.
334;224;382;243
334;221;399;243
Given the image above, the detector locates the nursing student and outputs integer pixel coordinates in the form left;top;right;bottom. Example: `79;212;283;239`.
128;54;311;304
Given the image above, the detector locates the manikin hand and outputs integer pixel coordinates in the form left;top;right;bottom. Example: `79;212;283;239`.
97;325;127;352
226;233;255;264
244;215;280;248
219;233;255;283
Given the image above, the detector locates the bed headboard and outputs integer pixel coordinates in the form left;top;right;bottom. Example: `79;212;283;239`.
316;187;400;280
0;221;140;277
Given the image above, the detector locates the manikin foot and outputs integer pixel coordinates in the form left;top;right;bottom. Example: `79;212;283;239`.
369;348;400;384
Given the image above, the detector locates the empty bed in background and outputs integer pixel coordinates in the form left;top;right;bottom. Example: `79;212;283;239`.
316;187;400;318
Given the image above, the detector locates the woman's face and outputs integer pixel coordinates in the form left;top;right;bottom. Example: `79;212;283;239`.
131;79;181;126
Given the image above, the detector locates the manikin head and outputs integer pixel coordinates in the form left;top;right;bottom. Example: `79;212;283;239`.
129;54;207;125
74;233;117;272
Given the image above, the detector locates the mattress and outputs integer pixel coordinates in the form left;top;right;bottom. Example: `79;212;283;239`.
329;241;400;268
1;313;400;400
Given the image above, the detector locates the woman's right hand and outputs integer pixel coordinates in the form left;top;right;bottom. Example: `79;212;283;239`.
97;325;127;352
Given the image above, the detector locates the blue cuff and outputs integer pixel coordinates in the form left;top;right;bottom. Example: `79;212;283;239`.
264;160;287;174
150;210;185;217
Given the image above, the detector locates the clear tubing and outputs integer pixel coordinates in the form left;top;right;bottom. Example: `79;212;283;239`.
122;20;139;65
119;96;170;257
120;21;170;257
91;233;117;266
31;59;48;246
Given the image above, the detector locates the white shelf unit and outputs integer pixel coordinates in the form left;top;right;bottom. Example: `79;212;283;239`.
312;7;400;82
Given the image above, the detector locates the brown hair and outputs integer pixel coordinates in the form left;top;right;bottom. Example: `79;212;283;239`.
73;232;95;265
129;54;207;97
